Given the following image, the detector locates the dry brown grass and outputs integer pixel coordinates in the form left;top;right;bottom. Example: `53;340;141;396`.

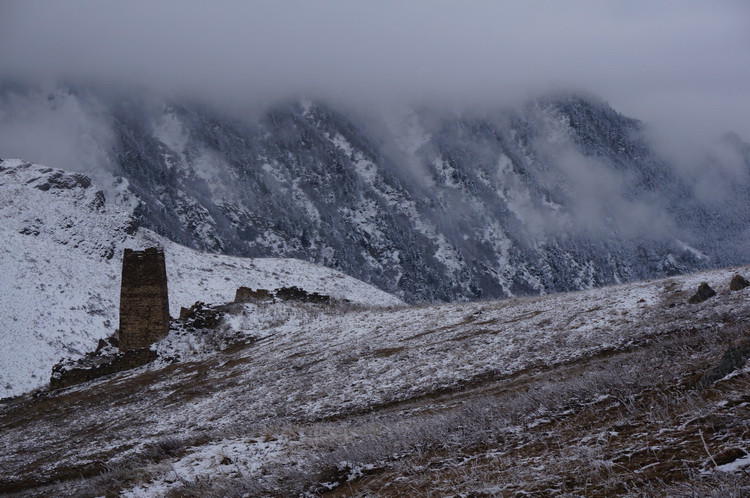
317;323;750;496
3;274;750;496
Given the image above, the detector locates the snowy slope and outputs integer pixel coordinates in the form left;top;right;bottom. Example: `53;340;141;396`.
132;263;750;495
0;159;401;399
154;263;750;421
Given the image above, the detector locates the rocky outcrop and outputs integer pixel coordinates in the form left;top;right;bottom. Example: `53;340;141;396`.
33;171;91;191
688;283;716;304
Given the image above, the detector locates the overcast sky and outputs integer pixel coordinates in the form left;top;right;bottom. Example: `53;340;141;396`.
0;0;748;142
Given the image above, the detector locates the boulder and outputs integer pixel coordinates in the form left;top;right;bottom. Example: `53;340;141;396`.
698;339;750;388
688;282;716;304
730;274;750;291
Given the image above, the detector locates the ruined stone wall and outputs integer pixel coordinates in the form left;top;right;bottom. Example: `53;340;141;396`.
233;286;332;304
234;287;273;302
50;348;157;390
119;248;170;350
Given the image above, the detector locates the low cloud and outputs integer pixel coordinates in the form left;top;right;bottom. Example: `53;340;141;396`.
0;0;748;144
0;87;114;176
552;146;675;239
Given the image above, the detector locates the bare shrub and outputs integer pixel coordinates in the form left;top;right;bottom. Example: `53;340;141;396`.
62;460;159;498
143;436;187;461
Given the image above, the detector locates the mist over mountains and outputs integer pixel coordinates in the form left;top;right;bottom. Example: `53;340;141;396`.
1;84;748;302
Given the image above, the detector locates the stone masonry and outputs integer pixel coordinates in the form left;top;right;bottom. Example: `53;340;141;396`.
50;348;158;390
119;248;170;350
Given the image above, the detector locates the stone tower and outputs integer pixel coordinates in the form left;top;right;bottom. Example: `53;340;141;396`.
118;247;170;350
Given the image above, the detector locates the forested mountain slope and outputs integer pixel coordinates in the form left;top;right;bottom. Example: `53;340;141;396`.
3;85;749;302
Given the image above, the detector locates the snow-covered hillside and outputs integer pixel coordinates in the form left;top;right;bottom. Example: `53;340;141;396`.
0;159;401;398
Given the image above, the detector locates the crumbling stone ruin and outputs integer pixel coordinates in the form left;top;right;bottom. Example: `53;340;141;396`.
178;302;224;330
119;248;170;350
276;286;331;304
50;347;157;391
234;287;274;302
688;282;716;304
234;285;331;304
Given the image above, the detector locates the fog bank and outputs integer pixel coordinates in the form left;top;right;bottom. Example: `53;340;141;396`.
0;1;748;144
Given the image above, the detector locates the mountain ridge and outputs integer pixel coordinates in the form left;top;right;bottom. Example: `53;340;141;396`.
3;85;749;303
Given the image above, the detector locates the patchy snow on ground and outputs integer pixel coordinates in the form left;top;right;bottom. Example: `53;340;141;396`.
121;437;294;498
179;266;738;421
717;454;750;473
